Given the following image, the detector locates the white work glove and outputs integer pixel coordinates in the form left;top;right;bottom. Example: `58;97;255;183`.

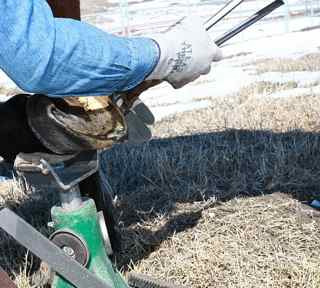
147;16;222;89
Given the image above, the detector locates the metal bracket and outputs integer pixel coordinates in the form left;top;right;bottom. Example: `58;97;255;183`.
40;151;99;191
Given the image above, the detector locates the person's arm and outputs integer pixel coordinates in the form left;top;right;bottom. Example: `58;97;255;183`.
0;0;159;97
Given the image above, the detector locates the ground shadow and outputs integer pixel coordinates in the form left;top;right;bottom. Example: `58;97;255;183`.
2;128;320;275
102;129;320;267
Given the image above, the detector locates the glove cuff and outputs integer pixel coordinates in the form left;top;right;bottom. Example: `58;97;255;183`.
146;16;222;89
146;34;172;81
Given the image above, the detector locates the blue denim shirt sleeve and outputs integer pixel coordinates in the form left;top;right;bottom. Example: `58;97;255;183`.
0;0;159;97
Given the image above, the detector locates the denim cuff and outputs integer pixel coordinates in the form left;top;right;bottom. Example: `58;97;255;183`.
121;37;160;91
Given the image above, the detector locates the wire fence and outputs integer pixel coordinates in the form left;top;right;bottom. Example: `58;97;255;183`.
82;0;320;43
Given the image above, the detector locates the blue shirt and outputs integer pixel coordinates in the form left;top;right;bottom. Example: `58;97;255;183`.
0;0;159;97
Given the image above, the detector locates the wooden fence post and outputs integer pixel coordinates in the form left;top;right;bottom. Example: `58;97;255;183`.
47;0;81;20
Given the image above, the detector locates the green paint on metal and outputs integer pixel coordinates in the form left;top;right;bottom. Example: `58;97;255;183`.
51;199;129;288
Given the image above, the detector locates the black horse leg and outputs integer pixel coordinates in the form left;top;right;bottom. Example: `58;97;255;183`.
79;172;120;252
0;95;49;162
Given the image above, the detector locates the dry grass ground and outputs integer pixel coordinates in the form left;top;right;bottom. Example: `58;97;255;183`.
129;194;320;288
153;87;320;137
249;53;320;73
0;53;320;287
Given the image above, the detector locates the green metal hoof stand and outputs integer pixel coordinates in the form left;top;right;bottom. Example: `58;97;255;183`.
51;198;129;288
0;151;183;288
